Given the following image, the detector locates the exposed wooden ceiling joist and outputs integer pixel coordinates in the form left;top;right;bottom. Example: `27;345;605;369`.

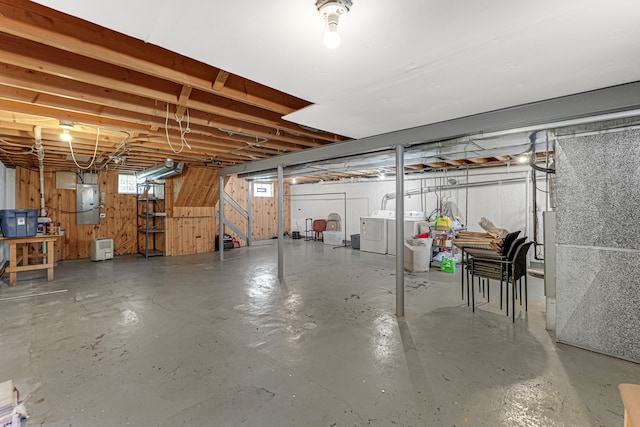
0;0;560;180
0;0;347;172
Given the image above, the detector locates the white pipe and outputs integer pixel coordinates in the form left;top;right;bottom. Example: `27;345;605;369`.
34;126;46;216
34;126;47;263
381;176;527;209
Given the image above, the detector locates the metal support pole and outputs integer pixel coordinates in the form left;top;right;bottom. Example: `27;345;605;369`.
247;180;253;246
219;175;224;261
277;165;284;282
396;144;405;317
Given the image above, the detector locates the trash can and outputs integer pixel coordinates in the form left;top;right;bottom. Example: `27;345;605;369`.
350;234;360;250
404;238;432;272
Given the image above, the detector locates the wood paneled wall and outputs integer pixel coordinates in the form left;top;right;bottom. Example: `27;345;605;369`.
219;178;291;242
164;168;219;256
249;181;291;241
15;166;291;259
16;167;137;260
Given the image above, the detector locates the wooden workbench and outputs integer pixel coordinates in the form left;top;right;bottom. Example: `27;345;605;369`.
1;235;59;286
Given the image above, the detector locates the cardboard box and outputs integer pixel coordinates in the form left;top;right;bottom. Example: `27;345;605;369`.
323;231;343;245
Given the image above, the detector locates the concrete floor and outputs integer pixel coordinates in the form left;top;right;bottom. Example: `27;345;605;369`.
1;240;638;427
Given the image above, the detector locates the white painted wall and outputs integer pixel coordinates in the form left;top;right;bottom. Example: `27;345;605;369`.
291;165;542;242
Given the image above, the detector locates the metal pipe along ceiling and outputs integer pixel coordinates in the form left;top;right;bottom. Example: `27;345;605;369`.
381;176;528;210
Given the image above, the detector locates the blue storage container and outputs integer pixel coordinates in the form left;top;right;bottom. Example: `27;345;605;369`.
0;209;38;238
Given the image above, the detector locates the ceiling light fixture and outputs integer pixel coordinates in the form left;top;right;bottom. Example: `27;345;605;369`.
316;0;352;49
59;120;75;130
518;154;529;163
60;129;72;142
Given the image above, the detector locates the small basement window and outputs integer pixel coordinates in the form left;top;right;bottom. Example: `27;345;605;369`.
253;182;274;198
118;173;138;194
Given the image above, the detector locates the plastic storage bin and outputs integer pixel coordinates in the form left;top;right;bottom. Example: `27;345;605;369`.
351;233;360;249
404;238;433;272
323;231;343;245
0;209;38;238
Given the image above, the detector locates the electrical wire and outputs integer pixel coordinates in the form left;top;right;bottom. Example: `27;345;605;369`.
69;128;100;170
0;138;35;155
46;205;100;214
165;103;192;154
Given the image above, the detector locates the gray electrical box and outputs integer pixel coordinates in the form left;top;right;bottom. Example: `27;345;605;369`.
77;184;99;225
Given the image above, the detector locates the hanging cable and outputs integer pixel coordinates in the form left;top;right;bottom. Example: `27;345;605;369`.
0;138;34;155
69;128;100;170
165;103;192;153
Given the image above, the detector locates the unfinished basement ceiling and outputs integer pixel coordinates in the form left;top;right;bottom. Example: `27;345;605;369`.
0;1;346;172
33;0;640;140
1;1;639;180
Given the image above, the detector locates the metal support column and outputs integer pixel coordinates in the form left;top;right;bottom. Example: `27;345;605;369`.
219;175;224;261
396;144;405;317
247;180;253;246
277;165;284;282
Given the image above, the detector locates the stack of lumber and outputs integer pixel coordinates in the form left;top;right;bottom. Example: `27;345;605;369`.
453;231;504;251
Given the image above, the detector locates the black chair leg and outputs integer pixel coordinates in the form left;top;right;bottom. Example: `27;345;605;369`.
499;280;503;310
512;280;516;323
487;278;490;302
472;274;475;312
519;278;523;306
505;278;509;317
461;251;465;300
467;268;470;307
525;274;528;311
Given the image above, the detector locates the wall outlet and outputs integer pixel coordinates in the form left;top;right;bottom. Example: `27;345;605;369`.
99;213;106;218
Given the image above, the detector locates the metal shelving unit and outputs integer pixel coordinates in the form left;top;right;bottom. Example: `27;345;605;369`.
137;182;166;258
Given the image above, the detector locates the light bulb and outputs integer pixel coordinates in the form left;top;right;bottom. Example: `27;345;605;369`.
518;154;529;163
60;129;72;142
317;1;351;49
324;22;341;49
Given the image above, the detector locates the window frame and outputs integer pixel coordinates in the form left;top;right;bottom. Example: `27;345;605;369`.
117;173;138;194
253;182;274;198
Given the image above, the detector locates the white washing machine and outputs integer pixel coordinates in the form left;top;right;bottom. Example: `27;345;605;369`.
387;211;426;255
360;210;395;254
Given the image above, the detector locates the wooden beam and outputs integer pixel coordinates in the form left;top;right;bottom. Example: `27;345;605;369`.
494;155;511;161
175;85;192;118
426;162;448;168
212;71;230;91
467;157;489;164
0;84;325;148
443;159;468;166
0;61;335;144
0;1;302;115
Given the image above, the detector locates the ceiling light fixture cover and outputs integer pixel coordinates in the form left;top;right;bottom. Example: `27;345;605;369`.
60;129;72;142
316;0;352;49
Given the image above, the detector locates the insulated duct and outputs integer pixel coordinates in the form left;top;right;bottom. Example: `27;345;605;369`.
136;159;185;181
